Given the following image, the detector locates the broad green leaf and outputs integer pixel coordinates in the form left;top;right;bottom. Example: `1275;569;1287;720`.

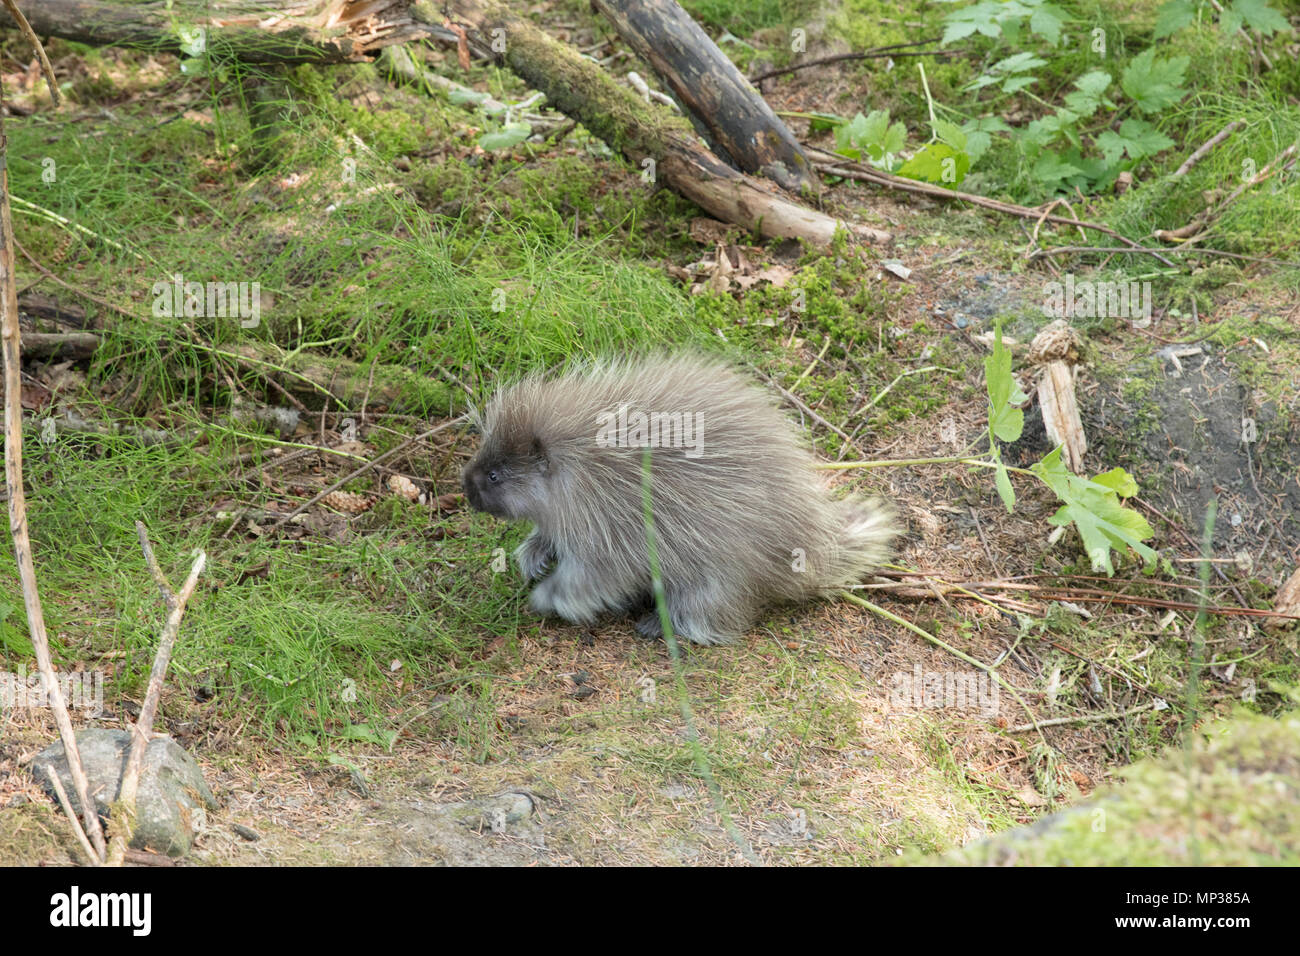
1033;448;1156;575
1032;151;1083;186
961;116;1012;163
993;52;1050;74
1120;49;1189;115
1029;3;1068;45
1063;70;1112;117
995;461;1016;512
898;142;970;187
934;119;968;151
479;122;533;151
1092;466;1139;498
1228;0;1291;35
984;325;1025;443
836;111;906;164
1153;0;1195;38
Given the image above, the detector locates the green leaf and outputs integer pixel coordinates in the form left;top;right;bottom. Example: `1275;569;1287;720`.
1120;48;1189;115
1091;466;1139;498
1096;118;1174;164
898;142;971;187
1029;3;1068;45
448;89;490;106
1023;111;1076;148
993;52;1050;75
934;118;968;151
1063;70;1112;117
1032;150;1084;187
995;461;1016;512
1033;448;1156;575
961;116;1012;163
984;324;1025;443
836;110;907;165
1153;0;1195;38
1228;0;1291;35
478;122;533;151
941;1;1011;45
1002;75;1039;94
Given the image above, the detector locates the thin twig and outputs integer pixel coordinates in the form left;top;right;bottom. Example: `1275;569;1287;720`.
44;768;98;865
1007;701;1163;734
750;366;863;457
808;148;1179;268
749;37;954;82
14;237;133;318
268;418;465;531
850;365;954;419
1174;120;1242;177
1027;244;1300;269
106;524;206;867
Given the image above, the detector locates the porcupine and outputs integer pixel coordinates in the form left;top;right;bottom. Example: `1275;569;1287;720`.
461;354;894;645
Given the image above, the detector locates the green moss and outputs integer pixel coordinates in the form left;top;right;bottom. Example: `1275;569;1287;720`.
929;710;1300;865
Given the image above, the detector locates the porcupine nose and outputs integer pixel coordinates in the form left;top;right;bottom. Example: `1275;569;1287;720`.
462;467;483;511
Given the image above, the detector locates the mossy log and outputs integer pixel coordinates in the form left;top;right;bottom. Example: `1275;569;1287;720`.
439;0;888;247
591;0;817;195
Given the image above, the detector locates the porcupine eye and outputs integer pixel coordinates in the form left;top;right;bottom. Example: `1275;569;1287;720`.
487;469;501;484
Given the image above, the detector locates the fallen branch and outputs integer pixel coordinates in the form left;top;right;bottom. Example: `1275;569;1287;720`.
1007;700;1164;734
808;147;1171;266
1154;144;1297;243
1174;120;1242;177
443;0;888;247
1;0;431;64
18;331;100;360
749;38;959;83
106;523;207;867
592;0;818;193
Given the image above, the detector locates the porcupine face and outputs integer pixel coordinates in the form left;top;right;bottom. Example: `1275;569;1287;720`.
461;430;549;521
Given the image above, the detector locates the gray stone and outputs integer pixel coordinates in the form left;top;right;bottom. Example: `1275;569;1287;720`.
29;729;218;858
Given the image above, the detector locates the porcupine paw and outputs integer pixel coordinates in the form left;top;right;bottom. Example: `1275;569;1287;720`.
633;612;662;640
633;607;728;646
527;569;602;624
513;532;555;582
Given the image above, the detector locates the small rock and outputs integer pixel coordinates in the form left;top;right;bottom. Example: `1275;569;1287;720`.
29;729;218;858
